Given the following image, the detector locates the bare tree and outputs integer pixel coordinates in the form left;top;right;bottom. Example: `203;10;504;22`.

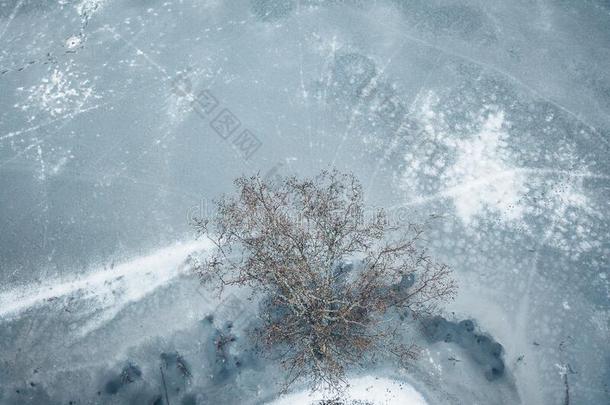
193;170;455;393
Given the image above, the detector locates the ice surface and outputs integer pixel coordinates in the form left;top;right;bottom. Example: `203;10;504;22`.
1;0;609;404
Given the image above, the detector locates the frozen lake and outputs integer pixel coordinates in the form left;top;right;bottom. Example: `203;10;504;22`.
1;0;609;404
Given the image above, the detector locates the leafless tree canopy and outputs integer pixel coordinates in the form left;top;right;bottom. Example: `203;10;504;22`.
193;170;455;392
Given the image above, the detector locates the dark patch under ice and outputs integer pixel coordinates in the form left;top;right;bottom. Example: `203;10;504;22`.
421;316;505;381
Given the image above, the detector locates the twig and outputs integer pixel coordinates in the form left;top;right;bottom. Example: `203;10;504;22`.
160;366;170;405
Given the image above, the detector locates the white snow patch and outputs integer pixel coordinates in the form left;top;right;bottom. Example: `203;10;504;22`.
0;239;212;333
75;0;106;18
400;93;600;247
268;376;427;405
442;110;527;224
16;65;98;118
401;97;527;225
